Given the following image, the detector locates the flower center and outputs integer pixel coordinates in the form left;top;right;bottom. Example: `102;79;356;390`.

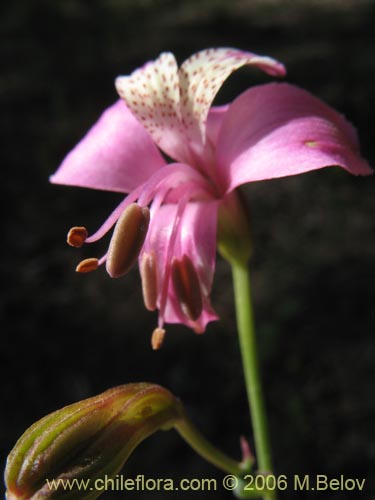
66;164;216;345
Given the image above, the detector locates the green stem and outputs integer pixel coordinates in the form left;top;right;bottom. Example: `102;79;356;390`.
231;261;275;500
175;414;245;477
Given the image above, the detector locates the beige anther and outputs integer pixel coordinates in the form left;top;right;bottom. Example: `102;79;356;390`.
106;203;150;278
171;255;203;321
140;251;158;311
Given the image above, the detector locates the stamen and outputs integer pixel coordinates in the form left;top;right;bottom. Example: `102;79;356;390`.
140;252;158;311
151;327;166;350
106;203;150;278
76;258;99;273
171;254;203;321
85;188;142;244
157;194;190;325
67;227;88;247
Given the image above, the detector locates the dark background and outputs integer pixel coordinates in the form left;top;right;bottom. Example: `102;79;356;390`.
1;0;374;498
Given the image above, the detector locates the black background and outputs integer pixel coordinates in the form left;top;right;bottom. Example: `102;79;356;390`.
1;0;374;499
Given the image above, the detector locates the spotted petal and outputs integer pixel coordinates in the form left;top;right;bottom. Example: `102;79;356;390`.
115;49;285;164
216;83;372;193
116;53;193;164
178;48;286;151
51;100;166;193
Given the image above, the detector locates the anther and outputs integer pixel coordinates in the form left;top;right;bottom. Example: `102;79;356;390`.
106;203;150;278
67;226;88;247
171;255;203;321
140;252;158;311
76;258;99;273
151;327;166;350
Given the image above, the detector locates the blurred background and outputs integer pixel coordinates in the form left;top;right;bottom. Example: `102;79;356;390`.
1;0;374;498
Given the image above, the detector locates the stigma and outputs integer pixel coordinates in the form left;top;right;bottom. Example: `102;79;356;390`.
76;258;99;273
67;226;88;247
151;327;166;350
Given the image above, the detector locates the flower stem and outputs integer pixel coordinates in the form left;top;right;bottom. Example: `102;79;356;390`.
231;261;276;500
175;415;245;477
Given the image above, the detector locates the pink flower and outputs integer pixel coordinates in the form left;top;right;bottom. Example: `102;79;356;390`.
51;48;372;341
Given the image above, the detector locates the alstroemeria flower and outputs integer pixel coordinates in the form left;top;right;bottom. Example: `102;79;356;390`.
51;48;371;340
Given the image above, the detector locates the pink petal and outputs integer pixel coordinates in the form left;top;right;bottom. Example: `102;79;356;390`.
216;83;372;192
115;53;193;164
179;48;286;151
50;100;166;193
143;200;219;331
206;105;229;148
